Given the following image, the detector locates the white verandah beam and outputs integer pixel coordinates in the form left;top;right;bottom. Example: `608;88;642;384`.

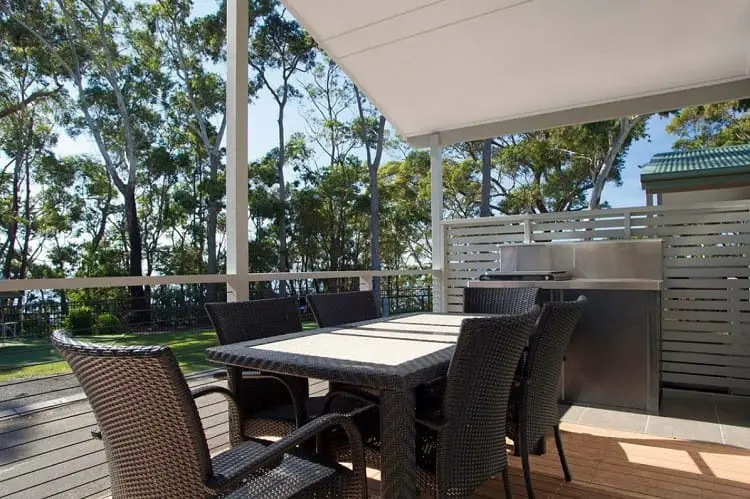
225;0;250;302
430;134;445;312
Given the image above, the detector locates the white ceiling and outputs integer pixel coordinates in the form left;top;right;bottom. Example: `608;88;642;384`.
283;0;750;147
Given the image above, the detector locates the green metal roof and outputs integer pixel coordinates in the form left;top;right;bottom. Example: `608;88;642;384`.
640;144;750;191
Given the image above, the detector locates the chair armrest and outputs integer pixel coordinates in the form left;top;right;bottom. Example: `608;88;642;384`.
416;415;448;432
191;386;242;446
206;413;367;497
227;367;308;428
323;385;380;414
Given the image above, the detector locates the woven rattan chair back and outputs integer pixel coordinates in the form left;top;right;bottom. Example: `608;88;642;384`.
523;296;587;449
462;287;540;314
438;310;539;496
51;330;211;499
205;297;302;345
306;291;380;328
205;297;306;415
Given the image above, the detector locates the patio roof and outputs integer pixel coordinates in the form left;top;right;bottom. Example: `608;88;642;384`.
282;0;750;147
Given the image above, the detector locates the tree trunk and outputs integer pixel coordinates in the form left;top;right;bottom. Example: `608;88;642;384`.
277;108;289;297
19;156;32;279
369;163;382;300
480;138;492;217
206;154;219;303
123;187;149;322
589;116;642;210
3;157;21;279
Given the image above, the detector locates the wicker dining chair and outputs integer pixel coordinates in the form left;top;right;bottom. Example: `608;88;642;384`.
462;287;540;314
306;291;380;328
507;296;587;499
324;310;540;498
205;298;316;442
51;330;368;499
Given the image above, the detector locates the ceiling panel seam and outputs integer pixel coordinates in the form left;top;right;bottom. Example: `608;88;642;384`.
321;0;447;42
337;0;533;60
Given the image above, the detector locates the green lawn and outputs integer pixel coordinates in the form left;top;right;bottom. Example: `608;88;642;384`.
0;323;318;382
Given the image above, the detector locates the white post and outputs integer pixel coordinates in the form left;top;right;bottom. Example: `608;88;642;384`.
225;0;249;302
430;134;444;312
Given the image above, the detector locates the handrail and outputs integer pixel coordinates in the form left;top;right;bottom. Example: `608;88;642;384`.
440;199;750;227
0;269;431;292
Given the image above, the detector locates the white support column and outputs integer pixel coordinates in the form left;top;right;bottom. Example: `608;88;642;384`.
225;0;249;302
430;134;445;312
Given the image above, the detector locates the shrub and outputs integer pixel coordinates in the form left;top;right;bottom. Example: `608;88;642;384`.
94;313;121;335
63;307;95;335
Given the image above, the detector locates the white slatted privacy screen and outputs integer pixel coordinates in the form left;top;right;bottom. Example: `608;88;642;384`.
442;201;750;395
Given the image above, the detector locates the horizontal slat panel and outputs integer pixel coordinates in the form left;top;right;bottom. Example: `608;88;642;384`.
663;310;750;322
665;257;750;268
636;223;750;237
665;267;750;278
665;278;750;289
448;233;525;244
663;351;750;368
662;321;747;333
658;234;750;246
664;246;749;257
447;224;526;236
531;218;627;231
662;331;732;344
532;229;626;241
662;341;736;355
662;372;731;389
447;243;511;254
446;252;501;262
630;210;750;226
663;299;750;311
664;289;750;299
662;362;750;380
445;262;501;271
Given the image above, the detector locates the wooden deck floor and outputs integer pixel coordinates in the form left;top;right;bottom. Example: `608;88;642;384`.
366;422;750;498
3;375;750;498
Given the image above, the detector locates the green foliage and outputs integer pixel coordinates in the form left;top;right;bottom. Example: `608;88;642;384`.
665;100;750;149
94;312;120;335
63;307;95;335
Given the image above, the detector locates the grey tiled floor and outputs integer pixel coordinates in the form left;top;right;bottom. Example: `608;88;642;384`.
559;389;750;449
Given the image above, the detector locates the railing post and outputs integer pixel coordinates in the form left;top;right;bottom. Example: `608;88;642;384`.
359;273;373;291
430;135;446;313
623;210;631;239
225;0;249;302
523;218;532;243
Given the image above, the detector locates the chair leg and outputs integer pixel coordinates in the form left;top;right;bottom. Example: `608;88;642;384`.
519;432;536;499
554;425;572;482
502;467;513;499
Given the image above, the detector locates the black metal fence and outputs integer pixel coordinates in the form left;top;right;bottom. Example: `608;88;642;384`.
0;276;432;338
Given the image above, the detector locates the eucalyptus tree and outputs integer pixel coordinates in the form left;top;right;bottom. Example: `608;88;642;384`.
0;0;64;121
665;100;750;149
352;84;387;298
6;0;173;317
248;0;316;294
145;0;229;299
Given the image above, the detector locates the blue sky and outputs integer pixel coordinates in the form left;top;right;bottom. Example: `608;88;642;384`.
602;115;673;208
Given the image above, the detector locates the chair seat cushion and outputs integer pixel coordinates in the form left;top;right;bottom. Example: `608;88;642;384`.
242;396;328;440
215;440;346;498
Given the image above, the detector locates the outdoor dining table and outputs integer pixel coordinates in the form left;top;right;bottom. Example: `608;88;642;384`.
204;312;477;499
